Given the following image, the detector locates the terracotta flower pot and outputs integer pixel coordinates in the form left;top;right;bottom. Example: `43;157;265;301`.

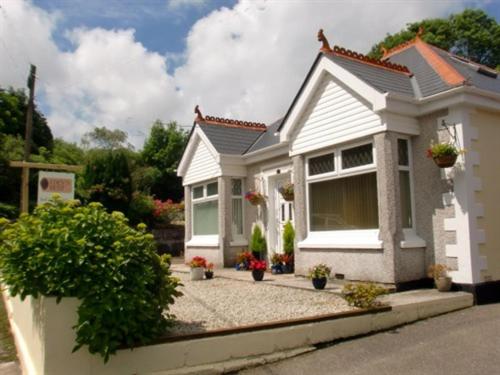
433;154;457;168
190;267;204;281
435;276;452;292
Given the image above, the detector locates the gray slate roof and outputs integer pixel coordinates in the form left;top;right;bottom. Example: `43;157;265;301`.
246;118;282;153
198;123;264;155
326;54;415;97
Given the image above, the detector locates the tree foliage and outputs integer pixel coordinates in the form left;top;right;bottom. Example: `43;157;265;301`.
0;88;53;152
368;9;500;69
81;126;134;150
0;197;182;361
140;121;187;201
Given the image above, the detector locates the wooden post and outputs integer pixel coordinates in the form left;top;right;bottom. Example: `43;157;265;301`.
20;64;36;213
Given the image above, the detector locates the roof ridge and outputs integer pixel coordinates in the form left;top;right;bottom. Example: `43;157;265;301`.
193;105;266;131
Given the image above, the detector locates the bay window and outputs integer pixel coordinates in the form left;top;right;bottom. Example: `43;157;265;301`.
307;142;378;233
192;181;219;235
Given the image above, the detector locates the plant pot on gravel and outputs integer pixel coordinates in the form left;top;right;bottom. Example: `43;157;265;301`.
190;267;204;281
205;270;214;280
252;269;265;281
312;277;327;290
249;259;266;282
188;256;207;281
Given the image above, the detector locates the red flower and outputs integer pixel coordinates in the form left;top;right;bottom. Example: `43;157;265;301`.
249;260;267;271
188;256;207;268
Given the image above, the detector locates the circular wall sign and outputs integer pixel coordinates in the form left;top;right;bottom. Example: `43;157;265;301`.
40;178;49;191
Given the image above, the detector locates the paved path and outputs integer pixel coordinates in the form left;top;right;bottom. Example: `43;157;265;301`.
238;303;500;375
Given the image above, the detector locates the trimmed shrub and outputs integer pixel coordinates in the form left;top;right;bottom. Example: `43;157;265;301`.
0;196;182;362
250;224;266;257
283;220;295;255
342;283;388;309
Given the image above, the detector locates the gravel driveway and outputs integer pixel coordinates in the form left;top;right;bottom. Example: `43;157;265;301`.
167;272;354;336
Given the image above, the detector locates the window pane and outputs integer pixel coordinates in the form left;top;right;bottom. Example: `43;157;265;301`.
309;172;378;231
309;153;334;176
399;171;412;228
207;182;218;196
341;144;373;169
231;179;242;196
193;200;218;235
232;198;243;236
398;139;409;166
193;186;203;199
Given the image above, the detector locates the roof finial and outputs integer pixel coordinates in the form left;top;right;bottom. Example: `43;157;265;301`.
416;26;424;39
317;29;332;53
194;105;204;122
381;45;388;58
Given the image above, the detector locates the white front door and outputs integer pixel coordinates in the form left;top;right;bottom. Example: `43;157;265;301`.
274;175;293;253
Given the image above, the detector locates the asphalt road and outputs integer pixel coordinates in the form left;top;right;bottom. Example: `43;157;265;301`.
238;303;500;375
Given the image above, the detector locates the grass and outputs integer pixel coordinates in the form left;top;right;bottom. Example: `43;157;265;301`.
0;296;17;363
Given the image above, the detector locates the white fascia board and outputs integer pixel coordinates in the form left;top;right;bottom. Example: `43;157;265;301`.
380;111;420;135
279;56;387;143
241;142;289;165
418;87;500;115
177;126;220;177
220;154;247;177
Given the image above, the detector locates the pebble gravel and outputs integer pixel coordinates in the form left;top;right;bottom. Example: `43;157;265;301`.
166;272;355;336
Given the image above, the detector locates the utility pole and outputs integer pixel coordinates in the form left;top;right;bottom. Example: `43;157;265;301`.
20;64;36;213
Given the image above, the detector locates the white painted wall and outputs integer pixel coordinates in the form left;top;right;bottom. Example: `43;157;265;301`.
290;73;383;155
184;138;221;186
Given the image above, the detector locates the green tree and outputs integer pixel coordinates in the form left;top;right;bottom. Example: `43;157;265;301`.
0;134;24;208
368;9;500;68
0;87;53;152
81;126;133;150
140;120;188;201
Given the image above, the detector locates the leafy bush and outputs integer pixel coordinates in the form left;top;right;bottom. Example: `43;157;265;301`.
342;283;388;309
128;191;155;226
153;199;184;225
250;224;267;256
0;203;18;220
283;221;295;255
0;197;182;361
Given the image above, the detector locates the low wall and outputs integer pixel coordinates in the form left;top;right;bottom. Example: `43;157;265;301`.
3;290;473;375
152;225;184;257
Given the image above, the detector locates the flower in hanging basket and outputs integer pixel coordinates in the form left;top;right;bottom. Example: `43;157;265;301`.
245;190;265;206
278;183;294;201
426;142;464;168
188;256;207;268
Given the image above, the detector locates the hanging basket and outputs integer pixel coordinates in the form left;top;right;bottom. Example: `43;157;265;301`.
245;192;265;206
433;154;457;168
279;183;294;202
280;191;294;202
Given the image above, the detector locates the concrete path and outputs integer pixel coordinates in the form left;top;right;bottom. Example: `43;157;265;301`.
238;303;500;375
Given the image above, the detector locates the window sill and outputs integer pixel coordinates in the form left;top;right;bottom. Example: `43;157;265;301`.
400;231;426;248
230;239;248;247
298;230;383;249
186;235;219;247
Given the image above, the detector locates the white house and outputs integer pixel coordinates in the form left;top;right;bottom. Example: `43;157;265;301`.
178;29;500;303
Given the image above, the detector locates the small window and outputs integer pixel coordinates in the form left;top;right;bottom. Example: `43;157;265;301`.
399;171;412;228
207;182;218;196
341;144;373;169
231;179;242;196
193;186;203;199
398;139;409;166
309;153;334;176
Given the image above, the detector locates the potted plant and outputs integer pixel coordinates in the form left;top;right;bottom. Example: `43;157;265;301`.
426;142;462;168
235;251;254;270
270;253;283;274
249;259;267;281
205;262;214;279
249;225;267;260
188;256;207;281
308;263;331;290
278;183;294;201
245;190;265;206
282;253;294;274
282;221;295;273
428;264;452;292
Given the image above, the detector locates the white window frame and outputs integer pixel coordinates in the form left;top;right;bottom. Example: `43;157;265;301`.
300;139;382;249
230;178;246;246
188;180;219;246
397;137;426;248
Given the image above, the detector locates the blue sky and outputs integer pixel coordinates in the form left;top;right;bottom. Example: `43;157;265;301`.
1;0;499;148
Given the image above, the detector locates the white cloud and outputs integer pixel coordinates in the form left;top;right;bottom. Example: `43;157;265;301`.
167;0;207;11
0;0;481;148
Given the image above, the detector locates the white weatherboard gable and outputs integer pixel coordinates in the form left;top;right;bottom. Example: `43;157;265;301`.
183;132;222;186
280;55;387;145
289;72;384;156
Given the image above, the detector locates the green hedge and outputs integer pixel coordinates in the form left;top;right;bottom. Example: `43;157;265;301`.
0;196;181;361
